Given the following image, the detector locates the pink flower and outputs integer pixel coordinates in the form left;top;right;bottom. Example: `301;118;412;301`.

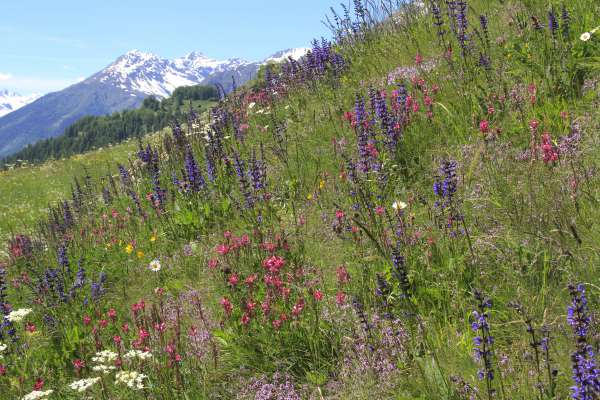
216;244;230;255
335;210;345;220
25;322;36;333
241;313;251;325
220;297;233;316
272;319;282;330
375;206;385;216
72;359;85;371
479;119;490;134
291;298;305;317
138;328;149;340
336;291;346;305
487;106;495;115
207;258;218;269
107;308;117;320
244;274;258;286
99;319;108;329
83;315;92;325
34;378;44;390
228;273;239;286
415;53;423;65
529;119;539;132
314;290;323;301
0;365;6;376
262;255;286;273
336;266;350;284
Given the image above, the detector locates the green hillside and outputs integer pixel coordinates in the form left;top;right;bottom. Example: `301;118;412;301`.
1;1;600;399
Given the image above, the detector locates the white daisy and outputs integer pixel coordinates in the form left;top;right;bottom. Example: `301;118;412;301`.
580;32;591;41
148;259;161;272
392;200;408;211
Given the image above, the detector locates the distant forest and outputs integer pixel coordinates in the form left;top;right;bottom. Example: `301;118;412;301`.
3;85;218;165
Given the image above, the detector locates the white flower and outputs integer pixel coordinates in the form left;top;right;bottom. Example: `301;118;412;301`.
580;32;591;41
69;377;101;392
123;349;153;361
91;350;118;364
0;342;6;353
21;390;54;400
148;259;161;272
92;364;116;375
116;370;147;390
392;201;408;211
7;308;32;322
248;102;256;109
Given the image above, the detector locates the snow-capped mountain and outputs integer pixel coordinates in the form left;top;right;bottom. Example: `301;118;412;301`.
91;50;255;98
265;48;311;64
0;90;41;117
0;48;308;157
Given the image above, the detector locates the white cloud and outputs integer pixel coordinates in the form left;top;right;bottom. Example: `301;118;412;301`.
0;73;12;81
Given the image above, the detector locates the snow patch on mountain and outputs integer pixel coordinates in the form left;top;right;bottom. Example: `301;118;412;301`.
0;90;41;117
265;48;311;63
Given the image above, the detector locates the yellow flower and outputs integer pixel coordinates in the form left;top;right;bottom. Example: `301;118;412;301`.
136;250;144;259
125;244;133;255
319;180;326;190
150;234;157;243
307;193;313;201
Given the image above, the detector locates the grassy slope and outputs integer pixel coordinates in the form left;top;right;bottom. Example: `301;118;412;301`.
1;1;600;399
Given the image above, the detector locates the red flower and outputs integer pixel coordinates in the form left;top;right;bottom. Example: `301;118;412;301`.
138;328;149;340
375;206;385;216
107;308;117;320
0;365;6;376
228;273;239;286
479;120;490;134
207;258;218;269
244;274;258;286
34;378;45;390
336;291;346;305
260;242;277;253
99;319;109;329
72;359;85;371
272;319;282;330
262;255;285;273
314;290;323;301
336;266;350;284
25;322;36;333
83;315;92;325
216;244;230;255
335;210;345;220
113;335;122;345
415;53;423;65
220;297;233;316
122;323;130;333
241;313;251;325
292;298;305;317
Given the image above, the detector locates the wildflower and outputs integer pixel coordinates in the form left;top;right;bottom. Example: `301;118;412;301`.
115;370;147;390
336;266;350;284
216;244;230;255
228;273;239;286
7;308;32;322
262;256;286;273
392;200;408;211
125;243;134;254
92;364;115;374
148;259;161;272
336;291;346;305
241;313;251;325
83;315;92;325
91;350;118;364
123;349;152;361
207;258;218;269
21;390;54;400
479;120;490;134
567;284;600;399
25;323;36;333
580;32;591;41
136;250;144;259
34;378;44;390
0;364;6;375
150;234;157;242
0;342;6;357
72;359;85;371
314;290;324;301
220;297;233;317
472;290;496;395
69;377;100;392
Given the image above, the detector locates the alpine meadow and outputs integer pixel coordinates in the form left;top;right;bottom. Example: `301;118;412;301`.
2;1;600;399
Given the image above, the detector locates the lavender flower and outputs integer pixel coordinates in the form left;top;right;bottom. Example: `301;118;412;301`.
233;153;254;209
184;147;206;193
0;268;17;341
561;5;570;39
567;284;600;399
472;290;496;397
548;9;559;38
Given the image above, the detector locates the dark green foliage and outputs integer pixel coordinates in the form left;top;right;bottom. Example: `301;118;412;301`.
3;85;217;165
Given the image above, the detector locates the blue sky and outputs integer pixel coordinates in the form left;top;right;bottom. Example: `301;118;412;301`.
0;0;337;94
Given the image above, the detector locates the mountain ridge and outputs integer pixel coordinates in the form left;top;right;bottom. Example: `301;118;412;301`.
0;47;309;157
